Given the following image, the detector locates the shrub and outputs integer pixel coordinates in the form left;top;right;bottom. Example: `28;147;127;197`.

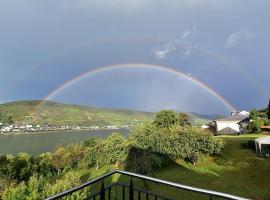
2;172;87;200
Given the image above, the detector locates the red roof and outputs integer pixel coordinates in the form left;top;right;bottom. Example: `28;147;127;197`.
261;126;270;129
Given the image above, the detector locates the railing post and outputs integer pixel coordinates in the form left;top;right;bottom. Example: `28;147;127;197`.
129;178;134;200
108;187;111;200
100;181;105;200
122;185;125;200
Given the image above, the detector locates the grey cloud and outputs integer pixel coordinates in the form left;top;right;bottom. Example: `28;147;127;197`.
152;27;197;60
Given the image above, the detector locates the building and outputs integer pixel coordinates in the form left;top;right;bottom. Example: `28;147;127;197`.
255;136;270;157
213;111;250;135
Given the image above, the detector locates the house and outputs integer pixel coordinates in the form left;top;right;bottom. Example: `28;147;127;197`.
213;111;250;135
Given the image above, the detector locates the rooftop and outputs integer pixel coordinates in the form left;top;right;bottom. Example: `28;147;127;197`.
214;114;249;122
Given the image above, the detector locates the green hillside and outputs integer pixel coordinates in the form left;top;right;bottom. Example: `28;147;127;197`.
0;100;154;126
0;100;210;126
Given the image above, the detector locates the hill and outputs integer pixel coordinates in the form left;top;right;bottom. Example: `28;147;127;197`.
0;100;210;126
0;100;154;126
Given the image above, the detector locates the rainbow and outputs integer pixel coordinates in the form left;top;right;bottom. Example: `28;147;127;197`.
4;36;266;100
40;63;236;112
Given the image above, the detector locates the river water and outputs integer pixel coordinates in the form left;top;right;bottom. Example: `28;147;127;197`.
0;129;130;155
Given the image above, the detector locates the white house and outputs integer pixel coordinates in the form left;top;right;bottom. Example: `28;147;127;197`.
213;111;250;135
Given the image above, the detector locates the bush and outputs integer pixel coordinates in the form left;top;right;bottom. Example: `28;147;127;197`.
2;172;87;200
79;133;129;169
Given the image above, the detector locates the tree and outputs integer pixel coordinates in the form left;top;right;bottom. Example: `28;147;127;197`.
247;120;264;133
249;109;259;120
153;110;179;128
178;112;191;126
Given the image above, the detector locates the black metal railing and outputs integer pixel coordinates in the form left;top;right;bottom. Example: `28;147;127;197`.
45;170;249;200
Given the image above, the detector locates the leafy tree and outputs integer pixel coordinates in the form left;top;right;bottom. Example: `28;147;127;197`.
62;144;85;169
248;120;265;133
131;123;224;165
178;112;191;126
153;110;179;128
79;133;129;170
249;109;259;120
82;137;98;147
125;147;160;175
37;153;57;177
0;155;9;175
7;153;34;181
52;147;66;173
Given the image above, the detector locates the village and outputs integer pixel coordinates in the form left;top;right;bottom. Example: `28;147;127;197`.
0;123;131;133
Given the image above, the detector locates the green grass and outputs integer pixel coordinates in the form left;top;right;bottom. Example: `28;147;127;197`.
149;134;270;199
78;134;270;200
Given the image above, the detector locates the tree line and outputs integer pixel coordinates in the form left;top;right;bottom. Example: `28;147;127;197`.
0;110;224;200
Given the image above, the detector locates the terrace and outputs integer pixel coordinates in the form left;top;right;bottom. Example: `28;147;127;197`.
45;170;247;200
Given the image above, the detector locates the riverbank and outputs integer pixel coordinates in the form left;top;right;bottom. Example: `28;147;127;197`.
0;127;131;136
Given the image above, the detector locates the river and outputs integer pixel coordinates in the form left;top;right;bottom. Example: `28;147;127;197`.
0;129;130;155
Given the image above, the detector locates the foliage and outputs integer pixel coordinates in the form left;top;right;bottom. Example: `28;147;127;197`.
247;119;265;133
154;110;192;128
125;147;152;174
0;109;225;199
130;123;224;164
178;112;191;126
153;110;181;128
2;172;87;200
79;133;129;169
248;109;270;133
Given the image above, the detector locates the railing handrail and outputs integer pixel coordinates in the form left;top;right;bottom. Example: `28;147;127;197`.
45;170;249;200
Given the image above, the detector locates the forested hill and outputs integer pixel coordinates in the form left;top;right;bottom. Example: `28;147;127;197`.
0;100;210;126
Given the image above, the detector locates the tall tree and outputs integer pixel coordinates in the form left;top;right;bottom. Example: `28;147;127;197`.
178;112;191;126
153;110;179;128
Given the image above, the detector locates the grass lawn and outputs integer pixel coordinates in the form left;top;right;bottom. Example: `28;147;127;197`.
79;134;270;200
148;134;270;200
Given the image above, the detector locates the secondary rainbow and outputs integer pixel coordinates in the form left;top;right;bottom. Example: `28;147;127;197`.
7;37;265;101
39;63;236;112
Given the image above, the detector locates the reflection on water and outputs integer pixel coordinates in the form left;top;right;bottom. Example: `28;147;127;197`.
0;129;130;155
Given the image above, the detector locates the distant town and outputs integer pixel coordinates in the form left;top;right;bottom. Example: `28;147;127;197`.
0;123;132;134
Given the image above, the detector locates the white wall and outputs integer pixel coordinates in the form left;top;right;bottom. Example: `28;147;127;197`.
216;121;240;133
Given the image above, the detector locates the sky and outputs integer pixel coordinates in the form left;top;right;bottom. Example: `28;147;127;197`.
0;0;269;115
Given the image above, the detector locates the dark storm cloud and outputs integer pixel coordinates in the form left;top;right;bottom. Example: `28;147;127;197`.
0;0;269;114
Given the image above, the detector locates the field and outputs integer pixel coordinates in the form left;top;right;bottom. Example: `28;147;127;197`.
81;134;270;200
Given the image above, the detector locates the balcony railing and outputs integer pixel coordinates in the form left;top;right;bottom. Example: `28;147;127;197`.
45;170;249;200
